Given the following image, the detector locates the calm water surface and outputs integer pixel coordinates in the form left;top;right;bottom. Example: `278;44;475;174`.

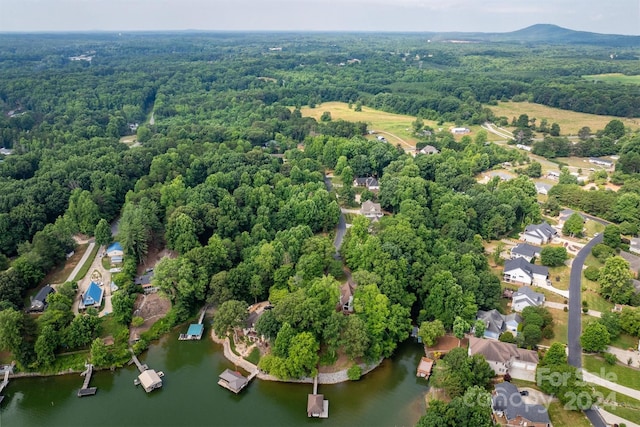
0;331;427;427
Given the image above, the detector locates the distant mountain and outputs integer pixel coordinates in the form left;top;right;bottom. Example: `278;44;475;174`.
428;24;640;47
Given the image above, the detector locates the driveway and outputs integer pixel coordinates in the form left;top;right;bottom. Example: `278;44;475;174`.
324;175;346;255
568;233;603;368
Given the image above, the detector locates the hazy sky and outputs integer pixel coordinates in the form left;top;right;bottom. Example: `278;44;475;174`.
1;0;639;35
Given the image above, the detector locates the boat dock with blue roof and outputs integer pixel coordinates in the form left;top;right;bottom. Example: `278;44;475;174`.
179;307;206;340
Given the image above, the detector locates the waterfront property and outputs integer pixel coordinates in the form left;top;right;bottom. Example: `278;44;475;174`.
0;362;14;404
77;364;97;397
218;369;249;394
476;309;521;339
416;357;433;379
137;369;164;393
469;337;538;381
179;323;204;341
307;376;329;418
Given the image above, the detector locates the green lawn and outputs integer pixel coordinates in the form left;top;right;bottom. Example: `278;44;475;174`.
542;307;568;346
245;347;261;365
592;385;640;425
548;265;571;291
73;243;100;282
584;220;605;238
610;333;639;352
583;355;640;390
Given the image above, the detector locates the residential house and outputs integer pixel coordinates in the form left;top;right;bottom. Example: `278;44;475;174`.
469;337;539;378
419;145;439;155
534;182;552;195
547;170;560;180
451;127;470;135
81;281;104;309
476;309;522;340
135;270;158;294
630;237;640;255
492;382;550;427
503;258;550;287
511;286;545;312
338;281;354;313
360;200;383;220
510;243;542;263
106;242;124;265
29;285;55;312
589;157;614;168
353;177;379;191
522;221;557;245
487;171;514;182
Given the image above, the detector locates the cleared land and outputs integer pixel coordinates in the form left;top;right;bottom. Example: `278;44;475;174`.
489;101;640;135
301;102;439;150
583;73;640;85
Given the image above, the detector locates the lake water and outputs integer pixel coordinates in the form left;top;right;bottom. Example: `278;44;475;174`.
0;330;428;427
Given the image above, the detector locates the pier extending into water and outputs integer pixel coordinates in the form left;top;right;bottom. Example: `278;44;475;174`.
130;349;163;393
77;364;97;397
307;375;329;418
0;362;15;404
179;307;206;340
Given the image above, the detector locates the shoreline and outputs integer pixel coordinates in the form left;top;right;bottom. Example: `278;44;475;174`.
210;330;382;385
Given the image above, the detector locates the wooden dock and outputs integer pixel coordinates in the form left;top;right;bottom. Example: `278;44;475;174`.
307;375;329;418
129;350;148;373
0;362;15;404
77;364;97;397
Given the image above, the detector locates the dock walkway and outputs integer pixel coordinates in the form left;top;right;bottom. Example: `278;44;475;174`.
130;350;148;373
77;364;97;397
0;362;15;403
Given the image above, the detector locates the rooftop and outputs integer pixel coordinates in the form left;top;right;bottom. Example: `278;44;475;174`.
187;324;204;337
493;382;550;424
504;257;549;277
83;282;104;307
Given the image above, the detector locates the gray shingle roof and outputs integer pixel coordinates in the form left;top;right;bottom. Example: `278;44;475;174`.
493;382;550;424
513;286;545;305
504;257;549;278
511;243;542;258
524;221;556;240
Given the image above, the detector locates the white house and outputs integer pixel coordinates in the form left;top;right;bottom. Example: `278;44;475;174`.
451;127;470;135
468;337;538;378
510;243;542;263
476;309;521;340
629;237;640;255
360;200;383;220
353;177;379;191
503;257;549;287
522;221;557;245
511;286;545;312
535;182;552;195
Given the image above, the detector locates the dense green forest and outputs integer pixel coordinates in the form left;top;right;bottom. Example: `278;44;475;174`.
0;33;639;373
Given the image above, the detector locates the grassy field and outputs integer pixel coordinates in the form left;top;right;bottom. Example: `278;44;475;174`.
542;307;569;346
581;254;614;313
73;243;100;282
488;101;640;135
301;102;434;150
610;333;639;351
583;355;640;390
548;265;571;291
583;73;640;85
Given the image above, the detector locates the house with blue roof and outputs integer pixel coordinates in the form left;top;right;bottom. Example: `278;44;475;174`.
106;242;124;265
82;282;104;309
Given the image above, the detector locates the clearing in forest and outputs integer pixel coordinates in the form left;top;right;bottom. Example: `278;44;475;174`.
300;102;435;150
489;101;640;135
582;73;640;85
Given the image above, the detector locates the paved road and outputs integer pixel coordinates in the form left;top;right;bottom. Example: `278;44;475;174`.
66;240;95;284
324;176;346;254
568;233;603;368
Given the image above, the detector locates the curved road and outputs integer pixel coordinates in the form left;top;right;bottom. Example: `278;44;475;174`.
567;216;607;427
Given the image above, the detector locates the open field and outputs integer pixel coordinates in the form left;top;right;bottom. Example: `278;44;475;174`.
583;73;640;85
489;101;640;135
301;102;436;150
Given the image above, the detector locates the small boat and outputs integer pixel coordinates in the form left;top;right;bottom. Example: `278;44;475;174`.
134;378;141;386
157;371;165;378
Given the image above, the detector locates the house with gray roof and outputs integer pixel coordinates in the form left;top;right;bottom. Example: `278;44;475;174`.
29;285;55;312
469;337;538;380
476;309;522;340
419;145;439;155
353;177;379;191
512;286;545;312
534;182;552;195
522;221;557;245
493;382;550;427
510;243;542;263
503;257;549;287
360;200;383;220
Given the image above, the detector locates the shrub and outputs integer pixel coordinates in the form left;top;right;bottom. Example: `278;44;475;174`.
563;306;568;312
603;353;617;365
347;364;362;381
584;265;600;281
